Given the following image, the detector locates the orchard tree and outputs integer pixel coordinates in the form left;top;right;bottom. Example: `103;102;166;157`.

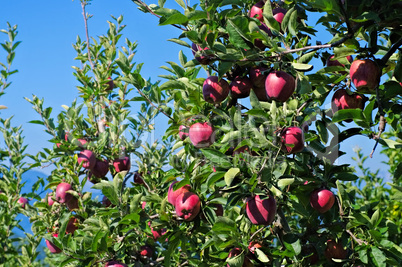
10;0;402;266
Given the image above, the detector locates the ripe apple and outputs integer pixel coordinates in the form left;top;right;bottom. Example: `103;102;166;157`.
350;59;381;93
65;133;87;148
66;196;79;211
113;156;131;173
326;55;353;74
310;188;335;213
104;261;128;267
18;197;28;208
168;181;191;206
265;71;296;102
249;66;268;90
148;221;166;240
301;122;309;133
175;192;201;221
140;245;153;257
179;125;189;141
66;217;78;235
248;241;263;254
133;171;145;185
246;195;277;225
189;122;215;148
191;43;211;65
106;77;114;91
55;183;73;203
331;89;366;122
324;240;347;261
230;76;252;99
214;204;224;216
203;76;230;104
254;23;272;50
90;159;109;178
141;201;146;209
280;126;305;154
249;1;264;22
46;233;62;254
77;149;96;169
47;193;55;206
102;195;112;207
302;244;319;265
273;8;287;24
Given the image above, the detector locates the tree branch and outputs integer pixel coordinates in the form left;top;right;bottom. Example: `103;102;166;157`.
81;1;96;71
135;87;176;123
379;38;402;67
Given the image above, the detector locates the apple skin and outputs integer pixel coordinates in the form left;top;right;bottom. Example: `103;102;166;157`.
324;240;347;261
47;193;55;206
265;71;296;102
175;192;201;221
310;189;335;213
249;66;268;90
77;150;96;169
18;197;28;208
248;241;263;254
66;196;79;211
102;195;112;207
331;89;366;123
55;183;73;204
46;233;62;254
104;261;128;267
203;76;230;104
140;245;153;257
189;122;215;148
148;221;167;240
66;217;78;235
246;195;277;225
168;181;191;206
350;59;381;93
249;1;264;22
133;171;145;185
280;126;305;154
273;8;287;24
191;43;211;65
179;125;189;141
113;156;131;173
106;77;114;91
230;76;252;99
302;244;319;265
91;159;109;178
254;23;272;50
326;55;353;74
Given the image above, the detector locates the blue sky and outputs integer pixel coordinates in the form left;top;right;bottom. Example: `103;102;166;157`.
0;1;391;194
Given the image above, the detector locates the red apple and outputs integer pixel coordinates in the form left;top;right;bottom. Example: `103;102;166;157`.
104;261;128;267
249;66;268;90
66;196;79;211
203;76;230;104
246;195;277;225
140;245;153;257
47;193;55;206
66;217;78;235
324;240;347;261
65;133;87;148
302;244;319;265
254;23;272;50
179;125;189;141
326;55;353;74
133;171;145;185
350;59;381;93
148;221;166;240
55;183;73;203
46;233;62;254
230;76;252;99
168;181;191;206
106;77;114;91
91;159;109;178
102;195;112;207
310;189;335;213
142;201;146;209
77;150;96;169
249;1;264;22
214;204;224;216
113;156;131;173
301;122;309;133
331;89;366;122
189;122;215;148
273;8;287;24
175;192;201;221
18;197;28;208
248;241;263;254
265;71;296;102
280;126;305;154
191;43;211;65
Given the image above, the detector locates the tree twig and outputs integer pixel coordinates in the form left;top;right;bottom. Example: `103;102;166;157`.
81;1;96;71
135;87;176;122
379;38;402;67
346;229;368;245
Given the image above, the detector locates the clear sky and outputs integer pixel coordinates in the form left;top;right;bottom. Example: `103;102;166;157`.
0;1;391;190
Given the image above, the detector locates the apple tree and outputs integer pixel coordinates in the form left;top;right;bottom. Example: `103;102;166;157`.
21;0;402;266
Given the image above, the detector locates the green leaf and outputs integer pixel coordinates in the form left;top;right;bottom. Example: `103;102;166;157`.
92;181;119;206
263;1;280;33
316;120;328;144
369;247;386;267
278;178;294;188
224;168;240;186
159;13;188;26
212;217;237;233
394;51;402;82
201;149;232;169
291;63;313;72
332;109;365;123
288;10;298;37
167;38;190;48
370;209;381;228
255;248;270;263
226;17;252;49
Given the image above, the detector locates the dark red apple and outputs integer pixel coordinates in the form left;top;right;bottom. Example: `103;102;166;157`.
66;217;78;235
46;233;62;254
214;204;224;216
254;23;272;50
280;126;305;154
273;8;287;24
302;244;319;265
350;59;381;93
140;245;153;257
326;55;353;74
106;77;114;91
148;221;166;240
66;196;79;211
246;195;277;225
55;183;73;204
77;150;96;169
113;156;131;173
310;189;335;213
102;195;112;207
331;89;365;122
191;43;211;65
179;125;189;141
324;240;347;261
168;181;191;206
104;261;128;267
230;76;252;99
91;159;109;178
175;192;201;221
301;122;309;133
189;122;215;148
133;171;145;185
249;1;264;22
18;197;28;208
203;76;230;104
249;66;268;89
265;71;296;102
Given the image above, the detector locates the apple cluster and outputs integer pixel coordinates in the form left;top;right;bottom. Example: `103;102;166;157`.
168;181;201;221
